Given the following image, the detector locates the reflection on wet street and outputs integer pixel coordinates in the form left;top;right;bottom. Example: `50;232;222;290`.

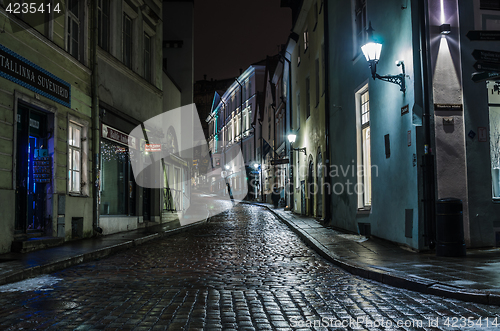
1;203;500;330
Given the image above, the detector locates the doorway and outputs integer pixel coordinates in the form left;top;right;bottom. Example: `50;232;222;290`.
15;104;49;234
317;151;323;218
308;160;314;216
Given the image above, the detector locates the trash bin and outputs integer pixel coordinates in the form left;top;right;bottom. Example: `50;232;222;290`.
436;198;466;257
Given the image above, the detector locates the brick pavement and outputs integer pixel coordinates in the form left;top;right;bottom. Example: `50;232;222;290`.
250;202;500;306
0;203;500;330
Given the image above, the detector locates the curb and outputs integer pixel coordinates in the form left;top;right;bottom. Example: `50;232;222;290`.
247;202;500;307
0;219;207;287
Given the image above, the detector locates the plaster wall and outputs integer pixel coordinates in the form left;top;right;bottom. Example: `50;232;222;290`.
99;216;139;235
0;189;14;253
327;0;421;248
0;11;93;249
163;1;194;106
62;196;94;240
97;55;163;124
290;0;326;217
458;0;500;247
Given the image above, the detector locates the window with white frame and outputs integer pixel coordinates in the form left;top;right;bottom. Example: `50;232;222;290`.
98;0;110;51
144;33;152;82
303;28;309;51
357;87;371;208
296;92;300;129
306;77;311;118
67;0;82;60
297;44;301;66
321;43;325;94
123;13;133;68
68;122;82;194
354;0;367;55
315;58;320;107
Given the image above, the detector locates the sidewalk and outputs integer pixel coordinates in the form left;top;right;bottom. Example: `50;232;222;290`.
0;220;205;287
250;202;500;306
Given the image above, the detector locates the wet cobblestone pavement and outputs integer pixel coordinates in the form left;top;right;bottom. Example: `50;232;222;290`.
1;203;500;330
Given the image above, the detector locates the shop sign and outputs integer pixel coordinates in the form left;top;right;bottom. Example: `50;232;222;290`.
145;144;161;152
0;43;70;108
467;31;500;41
401;104;409;116
434;104;463;111
101;124;137;149
271;158;289;165
478;127;487;142
472;71;500;83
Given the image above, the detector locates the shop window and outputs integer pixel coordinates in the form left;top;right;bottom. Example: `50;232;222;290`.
100;140;135;215
491;106;500;198
357;86;371;209
489;80;500;199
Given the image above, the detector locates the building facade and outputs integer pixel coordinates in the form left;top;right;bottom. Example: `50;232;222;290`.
325;0;500;250
0;0;193;253
0;0;93;253
206;63;265;198
288;0;327;218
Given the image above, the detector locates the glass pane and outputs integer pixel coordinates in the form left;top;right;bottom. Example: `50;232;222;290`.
100;140;129;215
362;126;372;206
68;150;72;173
73;150;80;171
74;127;81;147
68;125;73;146
68;170;72;190
73;171;80;192
490;106;500;198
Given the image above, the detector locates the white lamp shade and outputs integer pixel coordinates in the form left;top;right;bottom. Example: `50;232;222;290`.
287;134;297;144
361;42;382;62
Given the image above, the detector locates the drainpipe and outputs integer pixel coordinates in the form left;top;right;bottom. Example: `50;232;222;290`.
323;0;332;224
419;0;436;248
91;0;101;234
280;52;293;211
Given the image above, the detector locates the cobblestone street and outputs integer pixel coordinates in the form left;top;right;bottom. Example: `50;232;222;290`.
1;203;500;330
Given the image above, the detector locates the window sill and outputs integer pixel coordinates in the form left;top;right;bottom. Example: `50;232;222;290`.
357;207;371;215
68;193;89;198
493;198;500;203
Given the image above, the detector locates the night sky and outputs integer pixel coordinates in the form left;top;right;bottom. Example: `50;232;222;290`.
194;0;292;82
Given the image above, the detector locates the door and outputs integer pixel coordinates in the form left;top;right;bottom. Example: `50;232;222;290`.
317;152;323;218
15;105;48;233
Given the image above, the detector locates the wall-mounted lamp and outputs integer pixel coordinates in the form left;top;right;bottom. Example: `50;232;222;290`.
287;133;306;155
440;24;451;34
361;22;406;94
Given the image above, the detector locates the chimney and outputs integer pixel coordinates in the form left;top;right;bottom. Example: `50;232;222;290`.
204;74;207;80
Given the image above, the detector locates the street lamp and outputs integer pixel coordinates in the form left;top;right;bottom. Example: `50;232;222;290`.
361;22;406;94
287;133;306;155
